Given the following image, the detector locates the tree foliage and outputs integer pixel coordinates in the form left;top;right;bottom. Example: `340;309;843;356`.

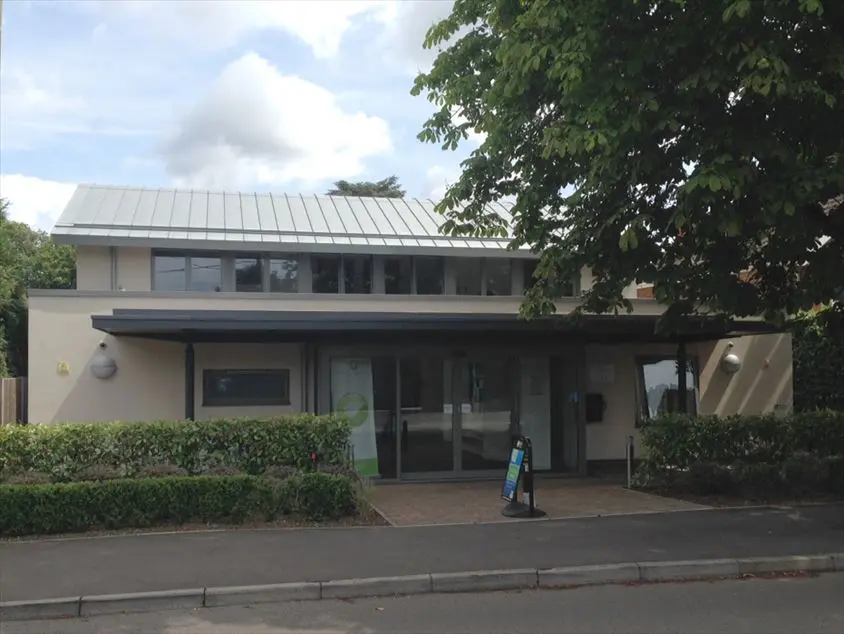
0;198;76;377
792;305;844;411
326;175;406;198
412;0;844;326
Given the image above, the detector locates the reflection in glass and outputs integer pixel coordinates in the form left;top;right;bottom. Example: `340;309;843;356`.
189;257;221;292
312;255;340;293
638;358;698;419
235;257;263;292
343;255;372;294
371;357;398;479
523;260;539;294
485;259;511;296
269;257;298;292
153;255;187;291
453;258;483;295
399;357;454;473
384;256;412;294
415;257;444;295
457;359;514;471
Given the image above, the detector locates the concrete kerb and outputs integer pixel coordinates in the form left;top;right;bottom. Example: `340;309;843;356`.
2;554;842;622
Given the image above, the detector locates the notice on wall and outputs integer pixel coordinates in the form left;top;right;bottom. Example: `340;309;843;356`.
589;363;615;385
443;403;454;414
461;402;472;414
330;358;379;478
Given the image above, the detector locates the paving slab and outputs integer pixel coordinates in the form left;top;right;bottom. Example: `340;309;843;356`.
1;503;842;602
368;479;705;526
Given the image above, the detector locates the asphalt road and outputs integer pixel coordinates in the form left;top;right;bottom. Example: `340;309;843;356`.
5;573;844;634
2;503;843;602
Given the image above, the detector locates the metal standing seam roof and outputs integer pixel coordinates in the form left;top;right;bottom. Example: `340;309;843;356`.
51;185;529;255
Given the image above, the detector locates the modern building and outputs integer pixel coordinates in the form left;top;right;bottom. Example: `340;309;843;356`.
28;184;794;480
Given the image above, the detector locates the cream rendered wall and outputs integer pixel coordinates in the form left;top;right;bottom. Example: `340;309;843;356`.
76;247;112;291
27;293;309;424
194;343;302;419
116;247;152;290
584;333;793;460
27;292;552;424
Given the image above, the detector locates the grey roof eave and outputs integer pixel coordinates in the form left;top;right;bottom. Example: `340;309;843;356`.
50;232;538;258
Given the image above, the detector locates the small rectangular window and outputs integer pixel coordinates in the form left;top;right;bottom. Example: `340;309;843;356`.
202;369;290;407
235;257;263;292
153;255;187;291
415;257;444;295
485;259;512;296
269;256;298;292
384;256;413;294
312;255;340;293
453;258;483;295
343;255;372;294
189;256;222;292
637;357;699;420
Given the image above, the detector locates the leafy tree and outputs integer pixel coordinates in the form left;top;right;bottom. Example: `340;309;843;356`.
0;198;76;376
326;175;406;198
792;305;844;411
412;0;844;327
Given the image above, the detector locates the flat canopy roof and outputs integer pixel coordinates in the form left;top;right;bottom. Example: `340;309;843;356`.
52;185;529;257
91;309;780;344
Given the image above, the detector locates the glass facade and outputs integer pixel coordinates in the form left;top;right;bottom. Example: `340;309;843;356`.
326;348;558;479
151;251;563;297
343;255;373;294
312;255;340;293
235;257;262;292
269;257;298;292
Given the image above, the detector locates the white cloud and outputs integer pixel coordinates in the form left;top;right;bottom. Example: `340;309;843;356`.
71;0;394;59
424;164;461;200
0;174;77;231
376;0;456;75
160;53;393;190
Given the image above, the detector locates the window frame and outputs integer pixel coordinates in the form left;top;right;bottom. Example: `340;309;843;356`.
153;250;299;293
634;354;700;424
383;255;445;295
342;253;374;295
152;250;223;292
202;368;291;407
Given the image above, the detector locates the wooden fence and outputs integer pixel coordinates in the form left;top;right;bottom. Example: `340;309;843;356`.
0;377;27;425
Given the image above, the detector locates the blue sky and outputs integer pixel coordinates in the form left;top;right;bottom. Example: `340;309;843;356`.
0;0;481;229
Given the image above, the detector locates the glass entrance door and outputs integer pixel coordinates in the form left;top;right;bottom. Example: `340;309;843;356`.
455;358;515;472
398;357;455;474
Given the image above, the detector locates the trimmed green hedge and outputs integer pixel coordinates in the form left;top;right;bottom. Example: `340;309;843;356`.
0;415;351;481
635;411;844;498
0;472;358;536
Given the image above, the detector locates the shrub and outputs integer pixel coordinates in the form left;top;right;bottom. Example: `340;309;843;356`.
637;410;844;499
638;411;844;470
0;472;358;537
75;464;122;482
1;470;52;485
0;415;351;477
137;463;188;478
674;462;736;496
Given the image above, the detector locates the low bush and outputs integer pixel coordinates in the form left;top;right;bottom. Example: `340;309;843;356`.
0;472;358;537
636;410;844;499
0;415;351;481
